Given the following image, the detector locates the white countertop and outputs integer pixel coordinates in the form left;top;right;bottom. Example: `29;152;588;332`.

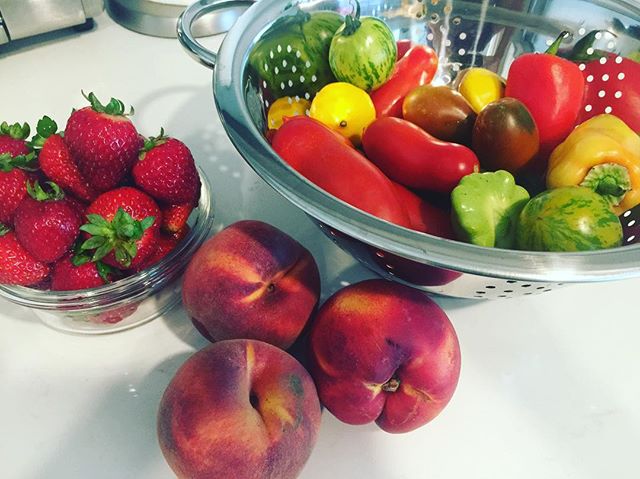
1;12;639;479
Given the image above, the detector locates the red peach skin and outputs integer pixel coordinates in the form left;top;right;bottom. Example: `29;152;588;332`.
182;220;321;350
157;339;322;479
309;279;461;433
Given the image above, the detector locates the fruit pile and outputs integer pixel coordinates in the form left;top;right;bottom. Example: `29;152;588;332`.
252;4;640;253
0;92;201;292
159;220;461;479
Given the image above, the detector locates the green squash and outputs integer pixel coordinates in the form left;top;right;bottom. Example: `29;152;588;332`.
516;186;623;252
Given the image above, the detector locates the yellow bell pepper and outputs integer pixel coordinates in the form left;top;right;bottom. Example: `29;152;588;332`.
547;114;640;216
455;68;505;114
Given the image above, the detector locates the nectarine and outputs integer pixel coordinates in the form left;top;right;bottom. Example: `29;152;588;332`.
182;220;321;349
157;339;322;479
309;279;461;433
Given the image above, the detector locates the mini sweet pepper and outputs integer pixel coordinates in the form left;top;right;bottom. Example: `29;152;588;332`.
546;114;640;215
451;170;530;248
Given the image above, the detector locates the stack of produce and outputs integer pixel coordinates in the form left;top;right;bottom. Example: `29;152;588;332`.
252;5;640;253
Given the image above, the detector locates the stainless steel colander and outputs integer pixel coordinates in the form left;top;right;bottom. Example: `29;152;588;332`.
178;0;640;299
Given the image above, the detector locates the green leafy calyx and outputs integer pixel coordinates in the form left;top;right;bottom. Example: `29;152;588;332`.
79;208;154;268
0;151;37;172
343;1;362;36
26;181;65;202
30;116;59;149
141;128;168;154
0;121;30;140
82;91;134;117
0;223;10;237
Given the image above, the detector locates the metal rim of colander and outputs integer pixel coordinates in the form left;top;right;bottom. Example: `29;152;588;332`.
210;0;640;284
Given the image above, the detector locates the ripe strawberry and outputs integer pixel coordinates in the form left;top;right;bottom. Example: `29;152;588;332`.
0;121;35;224
80;187;161;270
14;181;83;263
33;116;97;202
0;226;50;286
132;132;201;206
0;121;31;157
64;92;142;192
161;203;193;233
129;226;189;273
51;253;113;291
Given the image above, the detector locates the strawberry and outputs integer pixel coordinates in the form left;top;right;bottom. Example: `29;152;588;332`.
129;226;189;273
0;226;50;286
132;132;201;206
51;253;113;291
64;92;142;192
33;116;97;202
13;181;83;263
0;121;36;224
80;187;161;270
161;203;193;233
0;121;31;157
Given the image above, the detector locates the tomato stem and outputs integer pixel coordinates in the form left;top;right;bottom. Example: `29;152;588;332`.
343;0;362;36
580;163;631;207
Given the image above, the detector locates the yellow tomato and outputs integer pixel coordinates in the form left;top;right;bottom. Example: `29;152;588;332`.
309;82;376;145
456;68;505;114
267;97;311;130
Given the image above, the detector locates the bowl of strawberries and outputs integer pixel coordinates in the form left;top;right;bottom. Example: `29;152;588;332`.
0;92;214;334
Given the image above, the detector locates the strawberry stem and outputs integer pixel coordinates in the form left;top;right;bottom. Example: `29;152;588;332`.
30;116;59;149
0;151;37;172
0;223;10;236
141;127;168;153
81;91;134;117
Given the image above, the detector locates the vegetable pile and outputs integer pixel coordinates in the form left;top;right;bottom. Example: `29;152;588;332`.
0;92;202;296
253;4;640;253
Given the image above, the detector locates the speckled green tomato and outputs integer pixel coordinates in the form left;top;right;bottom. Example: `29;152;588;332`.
516;186;623;252
328;4;397;91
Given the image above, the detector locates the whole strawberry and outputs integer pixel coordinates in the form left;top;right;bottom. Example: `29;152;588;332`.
0;226;50;286
0;121;31;157
65;92;142;192
132;131;200;232
80;187;161;270
0;121;35;224
33;116;97;202
14;181;83;263
51;253;113;291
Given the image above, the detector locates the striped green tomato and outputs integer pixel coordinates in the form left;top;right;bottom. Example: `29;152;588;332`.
516;186;623;252
328;5;397;91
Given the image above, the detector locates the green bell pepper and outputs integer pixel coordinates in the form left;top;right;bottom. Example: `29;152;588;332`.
451;170;530;248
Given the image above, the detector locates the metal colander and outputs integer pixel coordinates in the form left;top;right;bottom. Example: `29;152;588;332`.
178;0;640;299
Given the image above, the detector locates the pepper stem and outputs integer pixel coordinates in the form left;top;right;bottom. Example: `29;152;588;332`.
381;377;401;393
343;1;362;36
580;163;631;207
545;31;571;56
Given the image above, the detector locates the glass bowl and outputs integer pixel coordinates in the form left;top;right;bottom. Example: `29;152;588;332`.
0;169;214;335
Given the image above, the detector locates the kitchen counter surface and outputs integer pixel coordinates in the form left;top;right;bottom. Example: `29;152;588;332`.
1;11;639;479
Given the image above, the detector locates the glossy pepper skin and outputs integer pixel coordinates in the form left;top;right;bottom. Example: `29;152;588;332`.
271;116;412;228
547;114;640;216
505;34;585;157
362;117;480;193
451;170;530;249
370;45;439;118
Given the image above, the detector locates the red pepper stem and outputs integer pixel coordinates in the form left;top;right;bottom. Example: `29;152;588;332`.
545;31;571;56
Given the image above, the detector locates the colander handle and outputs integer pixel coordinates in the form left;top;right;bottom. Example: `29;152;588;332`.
177;0;254;69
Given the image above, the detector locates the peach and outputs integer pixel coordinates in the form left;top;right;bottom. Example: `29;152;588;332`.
182;220;320;349
157;339;322;479
309;279;461;433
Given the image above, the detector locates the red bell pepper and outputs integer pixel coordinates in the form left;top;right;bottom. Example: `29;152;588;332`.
569;31;640;133
362;117;480;193
271;116;412;229
370;45;438;118
505;32;585;157
396;39;413;61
